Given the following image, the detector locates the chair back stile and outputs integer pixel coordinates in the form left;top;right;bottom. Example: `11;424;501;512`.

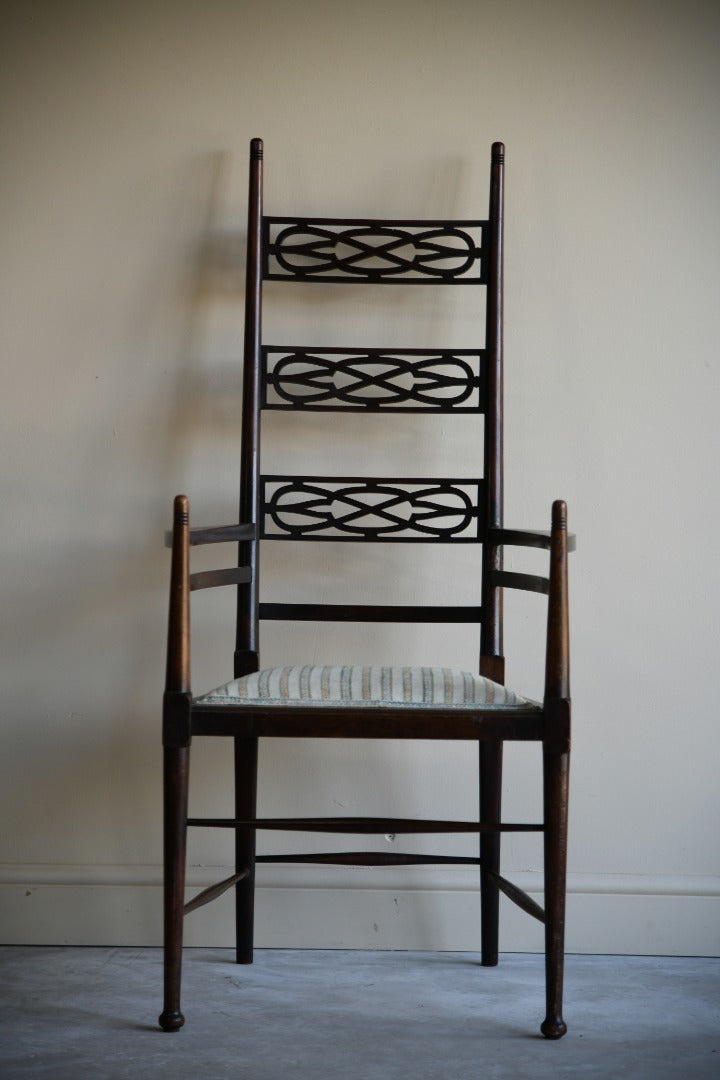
480;143;505;684
235;138;264;679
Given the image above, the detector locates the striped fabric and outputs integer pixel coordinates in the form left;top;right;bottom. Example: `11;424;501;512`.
194;665;532;709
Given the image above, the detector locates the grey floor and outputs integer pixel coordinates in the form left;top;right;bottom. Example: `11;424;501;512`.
1;948;718;1079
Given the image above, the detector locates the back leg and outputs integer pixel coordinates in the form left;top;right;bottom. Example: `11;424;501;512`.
159;745;190;1031
540;748;569;1039
234;735;258;963
480;740;503;965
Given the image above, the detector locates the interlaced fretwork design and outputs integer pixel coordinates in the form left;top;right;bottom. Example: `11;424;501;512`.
264;218;485;283
263;348;485;411
261;477;484;542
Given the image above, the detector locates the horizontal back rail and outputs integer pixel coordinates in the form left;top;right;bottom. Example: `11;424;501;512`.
263;217;487;284
261;476;485;542
259;603;482;623
262;347;485;411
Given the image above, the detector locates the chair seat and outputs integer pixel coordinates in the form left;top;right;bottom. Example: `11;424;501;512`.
194;665;533;709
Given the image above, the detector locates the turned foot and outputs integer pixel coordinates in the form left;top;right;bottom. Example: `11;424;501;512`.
159;1009;185;1032
541;1016;567;1039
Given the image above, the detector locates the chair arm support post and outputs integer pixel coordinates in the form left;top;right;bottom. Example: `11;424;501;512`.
165;495;191;696
543;500;570;708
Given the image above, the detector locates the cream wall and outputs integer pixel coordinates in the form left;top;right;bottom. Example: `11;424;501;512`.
2;0;719;954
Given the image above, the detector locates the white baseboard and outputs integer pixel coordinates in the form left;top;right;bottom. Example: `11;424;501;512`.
1;865;719;955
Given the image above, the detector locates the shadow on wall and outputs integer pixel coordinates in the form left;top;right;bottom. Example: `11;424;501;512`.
164;145;486;674
2;151;253;863
3;147;486;871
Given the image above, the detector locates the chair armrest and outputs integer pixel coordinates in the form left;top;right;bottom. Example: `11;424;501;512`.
164;522;257;548
165;502;257;695
484;504;572;715
487;526;576;553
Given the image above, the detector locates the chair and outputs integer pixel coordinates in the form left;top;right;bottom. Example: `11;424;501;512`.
159;138;573;1038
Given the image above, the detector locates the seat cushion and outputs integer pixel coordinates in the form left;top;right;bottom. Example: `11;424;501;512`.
194;665;532;709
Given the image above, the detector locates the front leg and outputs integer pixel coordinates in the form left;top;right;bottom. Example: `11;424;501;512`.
541;745;569;1039
159;744;190;1031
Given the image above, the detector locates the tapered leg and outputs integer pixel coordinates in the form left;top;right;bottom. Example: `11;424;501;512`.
159;746;190;1031
541;749;570;1039
480;740;503;966
234;736;258;963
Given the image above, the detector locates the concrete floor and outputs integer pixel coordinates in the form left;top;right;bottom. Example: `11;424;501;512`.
0;948;718;1079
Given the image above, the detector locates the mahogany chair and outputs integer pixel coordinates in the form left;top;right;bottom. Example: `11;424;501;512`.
160;138;573;1038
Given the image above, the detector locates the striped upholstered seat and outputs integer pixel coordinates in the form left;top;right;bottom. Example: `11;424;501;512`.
194;665;533;709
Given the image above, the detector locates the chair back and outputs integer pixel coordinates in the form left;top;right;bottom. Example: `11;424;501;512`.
234;140;505;681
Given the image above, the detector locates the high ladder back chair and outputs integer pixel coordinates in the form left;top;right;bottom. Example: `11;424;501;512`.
160;139;573;1038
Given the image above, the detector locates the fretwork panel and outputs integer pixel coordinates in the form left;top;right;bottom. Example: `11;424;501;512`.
264;218;486;283
262;348;485;411
261;476;484;542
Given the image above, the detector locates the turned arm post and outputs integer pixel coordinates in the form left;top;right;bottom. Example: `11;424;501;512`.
164;494;191;747
543;499;570;751
544;500;570;701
